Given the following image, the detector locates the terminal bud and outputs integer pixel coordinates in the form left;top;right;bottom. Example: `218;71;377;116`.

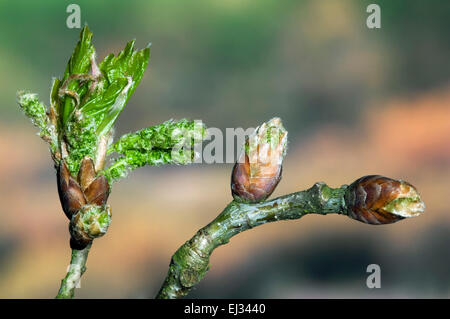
344;175;425;225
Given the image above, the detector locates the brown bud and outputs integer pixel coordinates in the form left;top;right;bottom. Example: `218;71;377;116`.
57;161;87;219
344;175;425;225
77;157;96;191
231;118;287;203
231;154;283;203
84;175;109;206
57;157;110;220
78;157;110;206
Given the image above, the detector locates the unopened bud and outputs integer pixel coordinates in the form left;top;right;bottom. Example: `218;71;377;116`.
231;117;288;203
69;204;112;249
344;175;425;225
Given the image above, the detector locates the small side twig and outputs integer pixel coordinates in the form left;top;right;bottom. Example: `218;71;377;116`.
156;183;346;299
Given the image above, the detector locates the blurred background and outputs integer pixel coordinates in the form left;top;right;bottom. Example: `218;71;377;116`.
0;0;449;298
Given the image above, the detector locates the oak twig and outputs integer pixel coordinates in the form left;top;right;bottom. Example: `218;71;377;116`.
56;242;92;299
157;182;347;299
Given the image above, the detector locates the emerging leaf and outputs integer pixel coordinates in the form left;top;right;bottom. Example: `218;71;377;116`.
104;119;206;182
82;39;150;137
54;26;150;174
110;119;205;154
60;26;96;126
17;91;58;154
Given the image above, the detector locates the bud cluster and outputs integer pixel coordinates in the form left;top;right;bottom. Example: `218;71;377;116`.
57;157;111;249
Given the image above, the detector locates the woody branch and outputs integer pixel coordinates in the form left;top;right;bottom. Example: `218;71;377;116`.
156;118;425;299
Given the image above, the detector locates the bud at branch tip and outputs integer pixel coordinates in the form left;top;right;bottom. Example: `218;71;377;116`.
344;175;425;225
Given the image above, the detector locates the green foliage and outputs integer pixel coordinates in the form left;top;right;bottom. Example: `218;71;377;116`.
110;119;205;154
17;91;58;153
17;23;211;300
104;148;194;182
82;38;150;138
55;26;150;175
104;119;206;182
17;92;49;133
16;25;150;176
18;26;205;185
60;26;95;126
64;116;98;174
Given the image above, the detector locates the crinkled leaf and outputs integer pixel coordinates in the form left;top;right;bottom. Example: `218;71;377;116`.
60;26;149;137
61;26;96;126
104;148;199;183
94;41;150;137
17;91;58;153
55;26;150;175
63;26;95;78
104;119;206;183
109;119;205;154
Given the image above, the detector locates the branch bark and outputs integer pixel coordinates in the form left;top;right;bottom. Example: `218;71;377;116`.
56;242;92;299
156;182;347;299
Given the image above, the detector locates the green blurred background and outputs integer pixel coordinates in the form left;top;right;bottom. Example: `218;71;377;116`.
0;0;449;298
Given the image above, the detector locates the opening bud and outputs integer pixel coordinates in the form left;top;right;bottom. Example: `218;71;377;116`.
69;204;112;249
231;117;288;203
344;175;425;225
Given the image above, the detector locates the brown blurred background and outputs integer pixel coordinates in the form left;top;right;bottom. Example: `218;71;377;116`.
0;0;449;298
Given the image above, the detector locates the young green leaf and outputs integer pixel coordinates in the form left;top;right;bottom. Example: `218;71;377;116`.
104;148;198;183
103;119;206;182
55;26;150;175
82;40;150;138
60;26;96;126
110;119;205;155
17;91;58;153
